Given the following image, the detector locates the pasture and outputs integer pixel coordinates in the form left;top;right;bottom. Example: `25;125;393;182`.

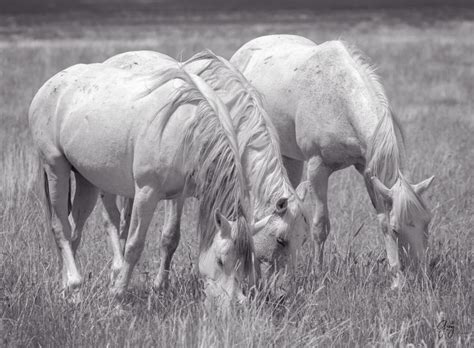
0;9;472;346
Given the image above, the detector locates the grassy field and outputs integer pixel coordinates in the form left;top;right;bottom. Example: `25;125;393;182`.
1;9;472;347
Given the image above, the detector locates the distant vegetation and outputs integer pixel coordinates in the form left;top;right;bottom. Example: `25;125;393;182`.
1;0;473;14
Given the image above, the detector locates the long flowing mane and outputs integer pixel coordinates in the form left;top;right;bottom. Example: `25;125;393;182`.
342;43;431;222
184;50;295;218
140;65;254;273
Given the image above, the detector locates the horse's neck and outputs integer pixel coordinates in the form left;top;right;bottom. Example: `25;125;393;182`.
242;146;293;218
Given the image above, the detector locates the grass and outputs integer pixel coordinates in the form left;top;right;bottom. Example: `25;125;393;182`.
1;9;473;347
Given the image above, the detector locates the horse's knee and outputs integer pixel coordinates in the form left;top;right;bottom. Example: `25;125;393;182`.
312;211;330;244
161;221;180;253
162;233;180;254
124;239;145;264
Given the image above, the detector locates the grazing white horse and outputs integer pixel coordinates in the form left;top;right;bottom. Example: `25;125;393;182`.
231;35;434;288
102;50;310;294
29;61;258;305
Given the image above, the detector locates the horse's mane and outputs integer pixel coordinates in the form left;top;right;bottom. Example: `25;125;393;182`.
340;42;405;186
138;65;254;274
184;50;295;218
342;43;430;223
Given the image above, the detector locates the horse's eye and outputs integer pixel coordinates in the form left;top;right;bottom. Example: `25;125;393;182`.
277;237;288;247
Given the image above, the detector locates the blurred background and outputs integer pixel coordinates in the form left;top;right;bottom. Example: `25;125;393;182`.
1;0;473;13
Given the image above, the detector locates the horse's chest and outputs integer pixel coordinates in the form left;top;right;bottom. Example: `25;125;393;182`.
319;135;363;169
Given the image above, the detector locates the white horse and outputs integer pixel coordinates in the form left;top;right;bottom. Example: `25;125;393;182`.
29;61;258;305
231;35;435;288
101;50;310;295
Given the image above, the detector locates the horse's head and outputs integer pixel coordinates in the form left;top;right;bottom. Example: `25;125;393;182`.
251;182;311;295
199;210;258;307
371;174;434;284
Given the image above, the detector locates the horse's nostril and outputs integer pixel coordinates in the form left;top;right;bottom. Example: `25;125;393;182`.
277;237;288;247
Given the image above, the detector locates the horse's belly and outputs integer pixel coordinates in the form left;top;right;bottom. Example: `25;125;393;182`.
61;114;136;197
319;136;363;169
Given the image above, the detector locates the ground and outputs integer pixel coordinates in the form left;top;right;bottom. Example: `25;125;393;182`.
0;9;472;347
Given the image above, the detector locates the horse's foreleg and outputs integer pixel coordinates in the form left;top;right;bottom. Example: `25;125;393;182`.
101;193;126;282
380;215;405;290
153;197;184;291
110;185;159;298
118;197;132;253
307;157;332;273
44;159;83;292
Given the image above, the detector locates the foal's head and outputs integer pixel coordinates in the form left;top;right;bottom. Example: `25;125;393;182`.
199;210;258;307
371;174;434;276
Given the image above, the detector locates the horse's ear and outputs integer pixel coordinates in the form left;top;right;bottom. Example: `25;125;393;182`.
214;210;231;239
252;215;271;235
412;176;434;196
274;197;288;215
371;176;393;202
296;181;311;201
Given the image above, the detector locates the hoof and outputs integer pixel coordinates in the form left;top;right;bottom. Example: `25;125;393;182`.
390;273;406;290
69;290;82;305
62;287;82;305
109;286;126;300
152;277;169;293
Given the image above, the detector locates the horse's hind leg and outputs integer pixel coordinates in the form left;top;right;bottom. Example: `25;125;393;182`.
44;159;82;291
102;193;125;282
111;185;159;297
70;172;99;256
154;197;184;291
307;156;332;273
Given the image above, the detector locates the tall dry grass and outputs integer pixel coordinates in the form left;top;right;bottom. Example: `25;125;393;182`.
0;10;472;346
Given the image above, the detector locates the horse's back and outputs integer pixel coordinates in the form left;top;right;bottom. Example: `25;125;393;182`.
231;36;377;167
29;62;191;197
104;51;177;73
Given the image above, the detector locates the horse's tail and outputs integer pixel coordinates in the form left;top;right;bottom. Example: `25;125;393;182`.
42;163;72;232
43;168;72;216
365;108;406;206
